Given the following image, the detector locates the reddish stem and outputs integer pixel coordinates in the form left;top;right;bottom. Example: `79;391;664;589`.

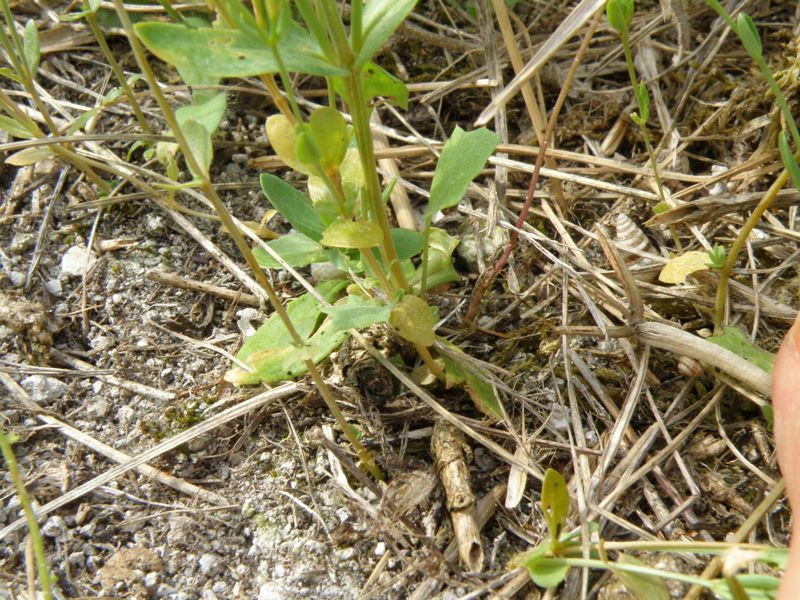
463;12;602;324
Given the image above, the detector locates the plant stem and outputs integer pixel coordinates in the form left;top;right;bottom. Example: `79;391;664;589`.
550;556;713;588
465;10;601;323
362;248;393;293
713;168;788;333
0;430;52;600
112;0;383;480
343;71;407;292
83;3;152;134
415;343;445;381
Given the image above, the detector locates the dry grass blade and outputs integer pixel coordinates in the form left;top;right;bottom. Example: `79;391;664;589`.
0;384;299;541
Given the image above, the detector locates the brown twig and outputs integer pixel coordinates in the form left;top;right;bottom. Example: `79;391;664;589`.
145;270;261;307
431;419;484;572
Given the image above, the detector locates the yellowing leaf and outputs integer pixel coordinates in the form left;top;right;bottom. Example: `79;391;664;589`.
5;145;53;166
265;114;309;174
321;220;382;248
541;468;569;549
390;295;435;346
658;250;712;284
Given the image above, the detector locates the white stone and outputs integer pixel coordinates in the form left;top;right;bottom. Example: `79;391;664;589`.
198;552;223;576
146;215;164;232
236;308;261;338
41;515;67;538
61;245;96;277
21;375;67;403
258;583;287;600
45;279;62;295
8;271;25;286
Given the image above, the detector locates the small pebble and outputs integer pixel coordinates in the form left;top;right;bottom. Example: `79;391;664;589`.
41;515;67;538
198;552;222;576
9;232;35;254
258;582;287;600
61;245;96;277
45;279;62;295
21;375;67;404
8;271;25;286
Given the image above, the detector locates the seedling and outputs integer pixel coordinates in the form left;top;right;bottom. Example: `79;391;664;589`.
516;467;785;598
606;0;669;213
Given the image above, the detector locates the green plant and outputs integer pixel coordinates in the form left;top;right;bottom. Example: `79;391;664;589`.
605;0;668;213
130;0;503;470
517;468;786;599
0;429;53;600
700;0;800;334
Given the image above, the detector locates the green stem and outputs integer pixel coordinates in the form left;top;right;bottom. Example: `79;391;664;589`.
83;3;152;134
548;556;716;588
362;248;393;293
0;430;52;600
419;215;433;297
155;0;185;23
343;71;407;292
755;55;800;150
112;0;383;480
713;168;788;333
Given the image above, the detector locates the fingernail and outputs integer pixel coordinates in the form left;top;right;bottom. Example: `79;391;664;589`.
792;313;800;360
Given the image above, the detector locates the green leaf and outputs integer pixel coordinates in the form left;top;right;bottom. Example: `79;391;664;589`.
409;228;460;292
253;231;327;269
23;20;40;75
226;318;349;384
0;115;35;139
606;0;633;34
427;126;499;216
390;294;435;346
65;106;101;135
260;173;325;241
321;295;393;330
294;125;322;167
225;281;348;385
611;555;670;600
708;574;780;600
737;13;762;59
135;21;345;78
334;61;409;109
0;67;22;82
179;118;212;179
442;352;503;419
5;145;53;166
307;107;349;172
707;244;726;269
778;131;800;193
391;228;424;260
653;200;670;214
707;327;775;374
321;220;383;249
355;0;418;69
541;468;569;548
176;93;227;137
523;556;570;588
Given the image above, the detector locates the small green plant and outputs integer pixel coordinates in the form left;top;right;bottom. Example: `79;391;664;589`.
129;0;504;471
605;0;669;213
700;0;800;333
0;429;53;600
516;468;786;599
